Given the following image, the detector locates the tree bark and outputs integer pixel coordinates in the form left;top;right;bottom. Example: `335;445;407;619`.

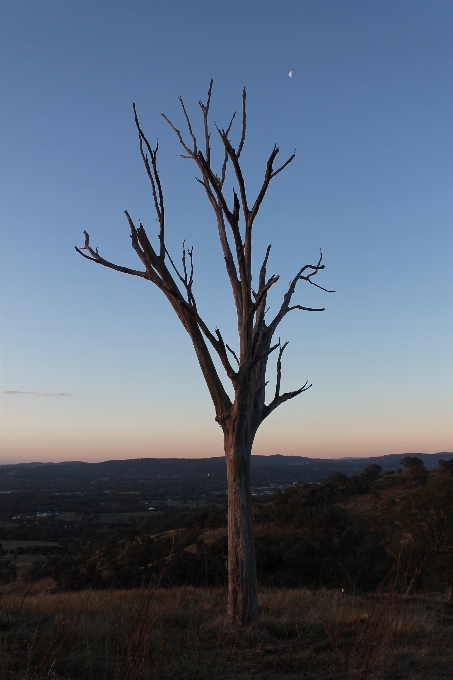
224;421;259;625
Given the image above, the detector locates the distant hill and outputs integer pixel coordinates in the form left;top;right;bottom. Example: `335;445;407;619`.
1;452;452;492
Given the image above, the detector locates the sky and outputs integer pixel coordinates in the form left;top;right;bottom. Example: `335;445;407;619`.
0;0;452;464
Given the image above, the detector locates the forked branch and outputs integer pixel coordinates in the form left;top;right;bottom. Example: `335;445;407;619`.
75;230;149;280
264;379;312;422
249;146;295;228
164;241;196;309
255;339;312;421
267;250;334;341
251;274;280;318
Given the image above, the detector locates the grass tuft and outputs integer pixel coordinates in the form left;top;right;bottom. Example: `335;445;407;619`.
1;586;452;679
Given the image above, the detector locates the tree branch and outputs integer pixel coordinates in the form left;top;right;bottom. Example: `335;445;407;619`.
226;344;240;366
162;101;243;322
263;381;311;422
178;96;197;154
123;212;168;288
150;282;238;387
258;245;272;291
270;153;297;180
237;87;246;159
160;113;194;159
163;241;196;309
266;250;333;341
133;104;165;258
274;340;289;401
217;127;249;226
245;148;295;288
287;304;326;312
251;274;280;318
197;150;248;293
198;79;213;168
126;213;239;388
75;231;149;280
219;111;236;189
249;147;295;227
252;245;272;351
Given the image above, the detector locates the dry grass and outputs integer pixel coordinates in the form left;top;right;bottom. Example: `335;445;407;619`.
1;586;452;679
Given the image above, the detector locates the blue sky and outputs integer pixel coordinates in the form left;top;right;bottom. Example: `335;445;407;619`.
0;0;452;463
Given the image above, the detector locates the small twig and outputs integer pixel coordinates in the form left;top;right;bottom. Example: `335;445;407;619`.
179;96;197;154
219;111;236;189
237;87;246;159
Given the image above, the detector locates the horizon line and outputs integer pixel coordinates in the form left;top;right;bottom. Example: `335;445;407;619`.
1;450;452;467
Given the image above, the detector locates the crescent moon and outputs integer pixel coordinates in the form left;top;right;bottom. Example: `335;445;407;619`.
289;71;293;77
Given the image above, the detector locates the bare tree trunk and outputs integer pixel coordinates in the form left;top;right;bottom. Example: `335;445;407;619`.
224;423;259;625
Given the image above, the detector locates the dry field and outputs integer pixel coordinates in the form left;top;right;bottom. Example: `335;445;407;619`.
0;542;60;576
1;586;452;680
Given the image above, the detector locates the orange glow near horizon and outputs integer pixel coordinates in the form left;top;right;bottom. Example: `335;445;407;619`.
1;380;451;465
2;425;451;465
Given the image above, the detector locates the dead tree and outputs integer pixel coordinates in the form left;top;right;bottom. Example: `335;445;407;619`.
76;82;333;625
